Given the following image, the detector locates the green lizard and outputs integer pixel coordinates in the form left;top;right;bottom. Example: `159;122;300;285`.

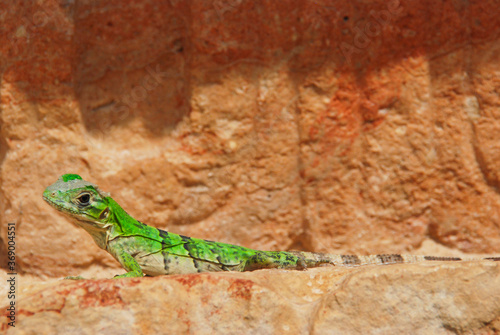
43;174;500;278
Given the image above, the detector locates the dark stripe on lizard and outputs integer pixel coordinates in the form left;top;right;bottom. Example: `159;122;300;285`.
193;259;202;273
341;255;361;265
377;254;404;264
159;230;169;238
159;230;172;250
424;256;462;261
179;235;192;242
162;251;171;272
485;257;500;261
134;220;149;229
180;235;193;254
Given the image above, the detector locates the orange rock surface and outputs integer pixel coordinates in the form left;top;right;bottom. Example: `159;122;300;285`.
2;1;500;333
1;0;500;277
2;263;500;334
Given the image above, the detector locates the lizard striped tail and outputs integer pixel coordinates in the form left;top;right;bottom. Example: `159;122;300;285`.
289;251;500;268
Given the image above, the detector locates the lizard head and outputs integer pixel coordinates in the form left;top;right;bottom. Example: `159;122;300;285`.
43;174;112;229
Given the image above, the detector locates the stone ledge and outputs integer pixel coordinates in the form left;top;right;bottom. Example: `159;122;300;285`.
2;262;499;334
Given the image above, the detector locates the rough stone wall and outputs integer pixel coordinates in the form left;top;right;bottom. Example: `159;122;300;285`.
1;0;500;278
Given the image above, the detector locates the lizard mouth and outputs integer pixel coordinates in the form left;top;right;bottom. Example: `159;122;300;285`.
43;193;84;216
43;194;66;211
42;194;61;209
43;192;107;229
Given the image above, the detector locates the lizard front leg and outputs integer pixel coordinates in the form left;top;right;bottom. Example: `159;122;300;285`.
108;241;144;278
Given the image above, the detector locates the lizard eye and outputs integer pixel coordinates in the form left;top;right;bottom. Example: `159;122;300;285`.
77;193;91;206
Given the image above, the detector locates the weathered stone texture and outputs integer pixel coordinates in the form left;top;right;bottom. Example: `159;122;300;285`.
1;0;500;304
2;263;500;334
2;0;500;333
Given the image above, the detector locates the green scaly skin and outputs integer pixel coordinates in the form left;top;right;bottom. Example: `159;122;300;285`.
43;174;332;278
